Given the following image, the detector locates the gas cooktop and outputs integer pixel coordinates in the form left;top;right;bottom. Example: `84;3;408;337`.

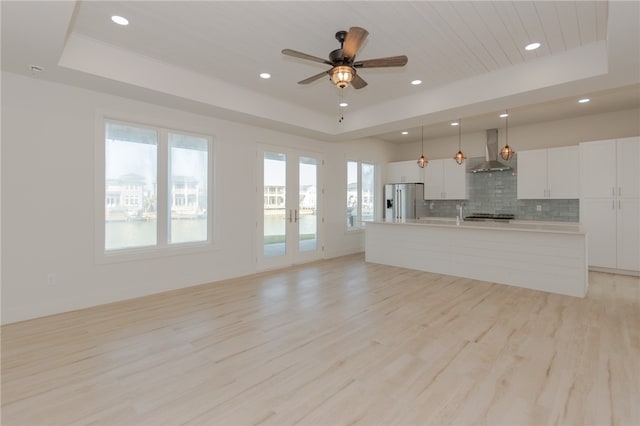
463;213;515;222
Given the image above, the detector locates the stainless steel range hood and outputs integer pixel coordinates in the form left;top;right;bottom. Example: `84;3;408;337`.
470;129;512;173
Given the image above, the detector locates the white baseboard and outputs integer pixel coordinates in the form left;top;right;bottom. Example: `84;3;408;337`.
589;266;640;277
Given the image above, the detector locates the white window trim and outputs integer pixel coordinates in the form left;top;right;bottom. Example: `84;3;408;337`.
94;113;217;264
346;159;376;232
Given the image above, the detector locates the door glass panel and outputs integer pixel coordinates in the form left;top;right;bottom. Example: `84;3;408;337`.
299;157;317;252
264;152;287;257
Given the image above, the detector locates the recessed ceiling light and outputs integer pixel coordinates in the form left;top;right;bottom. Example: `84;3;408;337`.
401;131;409;135
339;102;348;107
499;113;509;118
259;72;271;79
450;122;459;126
111;15;129;26
578;98;591;103
411;80;422;85
525;42;541;51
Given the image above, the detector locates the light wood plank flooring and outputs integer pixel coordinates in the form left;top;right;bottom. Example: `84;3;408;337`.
2;254;639;425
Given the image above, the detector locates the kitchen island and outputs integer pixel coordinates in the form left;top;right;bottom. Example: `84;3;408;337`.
365;218;588;297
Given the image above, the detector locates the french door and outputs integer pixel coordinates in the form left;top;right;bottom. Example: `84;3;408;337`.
257;146;323;270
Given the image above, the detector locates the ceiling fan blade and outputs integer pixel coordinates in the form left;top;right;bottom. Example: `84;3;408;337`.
342;26;369;60
282;49;332;65
354;55;408;68
351;73;368;89
298;70;329;85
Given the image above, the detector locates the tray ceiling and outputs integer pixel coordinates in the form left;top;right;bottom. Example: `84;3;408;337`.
2;1;638;142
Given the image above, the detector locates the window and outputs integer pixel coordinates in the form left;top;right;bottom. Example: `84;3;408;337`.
347;160;375;228
168;133;209;244
103;120;211;253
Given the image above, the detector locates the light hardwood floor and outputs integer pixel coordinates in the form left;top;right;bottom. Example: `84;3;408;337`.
2;254;639;425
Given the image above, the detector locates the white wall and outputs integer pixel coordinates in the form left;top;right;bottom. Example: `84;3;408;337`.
392;108;640;161
0;72;394;324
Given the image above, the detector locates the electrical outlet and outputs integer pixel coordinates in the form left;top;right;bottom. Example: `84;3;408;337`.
47;273;56;285
536;205;542;212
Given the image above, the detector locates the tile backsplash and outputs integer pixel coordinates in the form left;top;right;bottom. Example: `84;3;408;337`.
418;157;579;222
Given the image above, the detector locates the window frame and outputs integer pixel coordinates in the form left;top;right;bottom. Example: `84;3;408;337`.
95;116;215;263
346;159;376;231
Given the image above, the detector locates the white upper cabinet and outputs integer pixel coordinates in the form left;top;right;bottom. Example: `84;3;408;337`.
517;146;579;199
386;160;424;183
580;137;640;199
548;146;580;199
442;159;467;200
617;136;640;198
423;160;444;199
517;149;547;199
424;158;467;200
579;139;617;198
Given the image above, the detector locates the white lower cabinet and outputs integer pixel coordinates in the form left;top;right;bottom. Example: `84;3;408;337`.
617;198;640;271
580;199;618;269
580;198;640;271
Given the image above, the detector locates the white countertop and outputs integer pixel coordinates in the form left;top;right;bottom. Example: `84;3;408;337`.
367;217;585;235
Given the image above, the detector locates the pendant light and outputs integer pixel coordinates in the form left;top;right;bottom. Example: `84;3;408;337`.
500;110;516;160
453;118;466;165
417;126;428;168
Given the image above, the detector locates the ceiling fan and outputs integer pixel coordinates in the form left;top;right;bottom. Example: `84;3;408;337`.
282;27;408;90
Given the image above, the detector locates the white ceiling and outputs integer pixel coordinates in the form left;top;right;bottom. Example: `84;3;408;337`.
2;1;639;144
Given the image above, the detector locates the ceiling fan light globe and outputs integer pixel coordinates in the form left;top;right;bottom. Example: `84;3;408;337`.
331;66;354;88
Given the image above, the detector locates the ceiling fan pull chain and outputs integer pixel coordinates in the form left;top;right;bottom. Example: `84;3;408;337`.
338;88;345;123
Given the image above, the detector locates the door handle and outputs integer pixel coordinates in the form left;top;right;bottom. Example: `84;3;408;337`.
295;209;299;223
289;209;293;223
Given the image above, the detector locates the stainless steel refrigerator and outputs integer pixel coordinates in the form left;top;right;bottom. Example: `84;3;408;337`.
384;183;424;220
